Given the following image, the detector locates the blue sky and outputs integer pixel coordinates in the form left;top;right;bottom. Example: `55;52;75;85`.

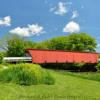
0;0;100;51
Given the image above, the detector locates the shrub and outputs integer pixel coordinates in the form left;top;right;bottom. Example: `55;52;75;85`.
43;70;55;85
0;63;55;85
72;63;85;72
0;52;6;64
0;64;3;71
0;53;3;64
0;64;8;71
73;63;85;67
95;63;100;72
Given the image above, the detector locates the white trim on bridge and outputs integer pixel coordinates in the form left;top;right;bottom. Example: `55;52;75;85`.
3;57;32;62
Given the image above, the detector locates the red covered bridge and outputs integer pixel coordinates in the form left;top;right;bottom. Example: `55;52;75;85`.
26;49;99;64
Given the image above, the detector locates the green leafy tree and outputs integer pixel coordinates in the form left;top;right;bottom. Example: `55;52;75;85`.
24;40;37;49
0;52;3;63
44;33;96;52
66;33;97;52
6;35;36;57
0;52;6;63
2;32;97;57
7;36;25;57
46;36;68;50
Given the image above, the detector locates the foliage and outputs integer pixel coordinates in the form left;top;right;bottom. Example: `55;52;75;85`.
0;63;55;85
43;70;55;85
34;42;48;50
6;35;36;57
0;53;3;64
95;63;100;72
72;63;85;71
0;70;100;100
39;33;96;52
42;63;96;72
0;64;3;71
6;36;25;57
45;36;68;50
69;63;96;72
66;33;96;52
24;40;37;49
45;33;96;52
98;55;100;59
0;52;6;64
2;33;97;57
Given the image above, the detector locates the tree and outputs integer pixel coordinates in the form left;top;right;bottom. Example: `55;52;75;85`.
46;36;69;50
0;52;3;63
0;52;6;63
44;33;97;52
34;42;49;50
24;40;37;50
3;32;97;57
6;35;36;57
7;36;25;57
66;33;97;52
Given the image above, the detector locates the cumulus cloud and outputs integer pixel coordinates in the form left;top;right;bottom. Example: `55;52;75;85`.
0;16;11;26
10;24;44;37
63;21;80;33
28;24;44;35
10;27;30;37
50;2;67;16
71;10;79;19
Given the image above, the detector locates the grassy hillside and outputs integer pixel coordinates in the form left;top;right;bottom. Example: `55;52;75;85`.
0;70;100;100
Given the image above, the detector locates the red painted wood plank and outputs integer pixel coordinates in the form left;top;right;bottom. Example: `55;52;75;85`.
26;49;99;64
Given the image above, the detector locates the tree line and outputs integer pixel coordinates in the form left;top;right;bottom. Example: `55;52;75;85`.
0;32;97;57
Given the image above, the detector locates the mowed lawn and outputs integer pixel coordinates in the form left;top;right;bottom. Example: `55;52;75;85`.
0;70;100;100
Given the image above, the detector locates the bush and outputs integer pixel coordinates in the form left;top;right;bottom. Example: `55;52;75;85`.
72;63;85;72
0;63;55;85
0;53;4;64
0;64;3;71
0;52;6;64
95;63;100;72
43;70;55;85
0;64;8;71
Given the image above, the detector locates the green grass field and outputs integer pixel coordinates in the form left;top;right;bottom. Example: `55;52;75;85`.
0;70;100;100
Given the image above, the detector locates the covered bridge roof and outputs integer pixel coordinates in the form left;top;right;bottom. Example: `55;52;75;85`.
26;49;99;64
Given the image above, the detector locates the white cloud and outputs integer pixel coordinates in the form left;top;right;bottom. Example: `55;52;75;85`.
51;2;67;16
28;24;44;35
71;10;79;19
63;21;80;33
10;27;30;37
0;16;11;26
10;24;44;37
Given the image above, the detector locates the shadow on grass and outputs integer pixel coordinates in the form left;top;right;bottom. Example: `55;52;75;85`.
57;70;100;82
